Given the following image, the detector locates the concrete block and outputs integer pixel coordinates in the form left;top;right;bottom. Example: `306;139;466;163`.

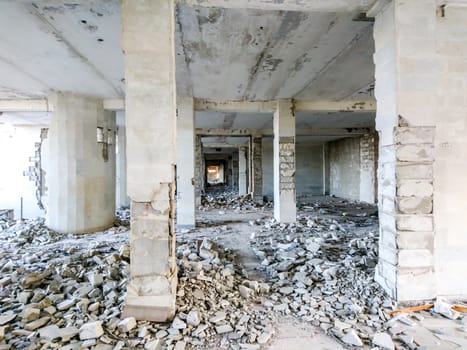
379;212;397;234
379;245;398;266
396;215;433;232
398;249;433;268
397;180;433;197
397;267;436;301
130;238;170;277
395;127;435;145
396;163;433;179
380;195;396;215
397;231;434;250
396;144;434;162
397;196;432;214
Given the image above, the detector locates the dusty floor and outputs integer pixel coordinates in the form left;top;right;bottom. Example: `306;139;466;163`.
1;196;466;349
188;206;346;349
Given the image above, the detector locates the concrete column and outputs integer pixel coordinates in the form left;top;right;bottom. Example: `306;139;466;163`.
252;136;263;202
238;146;247;195
372;0;467;301
176;97;195;229
116;111;130;208
46;92;115;234
359;133;376;204
121;0;177;321
273;100;296;223
195;135;203;205
322;143;330;195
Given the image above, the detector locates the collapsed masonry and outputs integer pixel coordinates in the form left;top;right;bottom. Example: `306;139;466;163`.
1;199;466;350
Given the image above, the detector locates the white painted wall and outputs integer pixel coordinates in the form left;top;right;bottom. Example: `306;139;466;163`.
263;138;325;200
329;137;361;201
0;125;45;219
296;142;324;197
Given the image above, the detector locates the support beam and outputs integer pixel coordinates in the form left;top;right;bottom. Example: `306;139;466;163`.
294;100;376;112
193;99;376;113
0;98;374;113
0;98;125;112
273;100;296;223
176;97;196;229
252;136;263;203
121;0;177;322
238;146;247;196
203;143;248;149
116;111;130;208
176;0;374;13
0;99;51;112
197;128;370;137
195;135;203;206
103;99;125;111
194;99;275;113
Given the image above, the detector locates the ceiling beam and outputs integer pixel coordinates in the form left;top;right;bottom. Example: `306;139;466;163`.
0;99;51;112
0;98;125;112
294;100;376;111
197;127;370;136
194;99;376;113
194;99;275;113
103;99;125;111
203;143;248;148
176;0;374;13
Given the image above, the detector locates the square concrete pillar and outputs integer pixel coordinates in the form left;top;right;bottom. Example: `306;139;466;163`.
195;135;203;206
116;111;130;208
176;97;196;229
273;100;296;223
46;92;115;234
371;0;467;301
238;146;247;195
252;136;263;203
121;0;177;321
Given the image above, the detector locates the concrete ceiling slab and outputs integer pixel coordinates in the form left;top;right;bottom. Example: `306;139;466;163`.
176;6;375;101
0;0;123;99
196;110;375;130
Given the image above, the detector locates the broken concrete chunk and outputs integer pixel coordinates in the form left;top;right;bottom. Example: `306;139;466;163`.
24;316;50;331
186;310;201;326
372;332;395;350
0;314;16;326
171;317;187;330
216;324;234;334
342;329;363;347
79;321;104;340
117;317;136;333
22;307;40;322
38;325;61;341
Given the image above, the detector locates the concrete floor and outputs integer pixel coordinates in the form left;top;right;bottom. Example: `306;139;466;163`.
196;206;346;349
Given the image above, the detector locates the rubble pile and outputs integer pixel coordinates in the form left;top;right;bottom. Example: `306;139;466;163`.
0;217;275;349
249;202;398;348
0;218;130;349
0;210;14;230
200;193;270;212
174;237;275;349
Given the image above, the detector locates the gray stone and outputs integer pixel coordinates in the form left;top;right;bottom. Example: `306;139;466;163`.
79;321;104;340
342;329;363;347
372;332;395;350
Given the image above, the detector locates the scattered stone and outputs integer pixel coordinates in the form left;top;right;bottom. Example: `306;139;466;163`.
186;310;201;326
342;329;363;347
24;316;50;331
79;321;104;340
373;332;395;350
216;324;234;334
117;317;136;333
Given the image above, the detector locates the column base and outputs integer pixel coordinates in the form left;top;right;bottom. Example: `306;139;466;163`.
177;224;195;230
123;295;176;322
